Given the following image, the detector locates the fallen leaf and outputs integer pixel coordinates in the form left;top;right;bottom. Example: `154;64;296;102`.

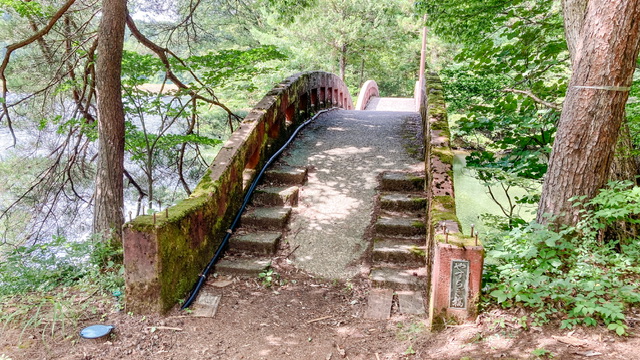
552;335;588;347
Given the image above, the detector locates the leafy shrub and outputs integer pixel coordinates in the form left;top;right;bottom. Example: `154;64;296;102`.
0;235;124;297
484;181;640;335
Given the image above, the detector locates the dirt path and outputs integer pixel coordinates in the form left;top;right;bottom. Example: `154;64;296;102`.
2;276;639;360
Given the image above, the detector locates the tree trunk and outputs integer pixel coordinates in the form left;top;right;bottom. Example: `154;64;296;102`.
93;0;127;245
562;0;588;63
563;0;639;184
537;0;640;225
339;44;347;81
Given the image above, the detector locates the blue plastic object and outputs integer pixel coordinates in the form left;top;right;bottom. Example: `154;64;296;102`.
79;325;114;339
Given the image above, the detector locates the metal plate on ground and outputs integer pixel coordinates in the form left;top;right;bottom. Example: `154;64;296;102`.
364;289;393;319
397;291;425;315
192;288;222;318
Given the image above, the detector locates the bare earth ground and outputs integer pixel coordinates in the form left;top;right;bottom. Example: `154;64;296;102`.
2;264;640;360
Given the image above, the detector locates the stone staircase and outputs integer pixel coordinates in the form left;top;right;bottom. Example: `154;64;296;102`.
215;165;308;277
366;171;428;318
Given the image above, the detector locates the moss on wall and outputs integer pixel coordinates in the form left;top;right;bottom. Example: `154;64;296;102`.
426;73;463;243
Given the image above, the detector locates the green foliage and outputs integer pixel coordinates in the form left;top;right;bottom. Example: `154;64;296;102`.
422;1;568;229
531;348;554;359
189;46;287;92
0;0;49;17
257;0;420;96
0;235;124;297
258;267;279;288
484;182;640;334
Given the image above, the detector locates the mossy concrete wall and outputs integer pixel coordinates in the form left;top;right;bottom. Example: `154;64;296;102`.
421;72;484;326
123;71;353;314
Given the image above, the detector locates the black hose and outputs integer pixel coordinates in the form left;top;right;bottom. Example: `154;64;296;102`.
181;107;337;310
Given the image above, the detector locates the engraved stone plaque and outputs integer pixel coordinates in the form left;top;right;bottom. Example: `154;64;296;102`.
449;260;470;309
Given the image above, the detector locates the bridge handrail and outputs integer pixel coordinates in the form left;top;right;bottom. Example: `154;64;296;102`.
123;71;353;313
355;80;379;110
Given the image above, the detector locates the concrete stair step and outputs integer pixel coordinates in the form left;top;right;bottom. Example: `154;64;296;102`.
380;172;424;192
216;257;271;277
264;166;308;185
241;207;292;230
375;217;426;237
252;186;299;207
229;231;281;255
372;239;426;266
380;192;427;212
370;267;426;291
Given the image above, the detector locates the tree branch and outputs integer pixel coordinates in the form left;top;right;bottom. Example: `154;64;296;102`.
125;14;242;132
502;88;562;110
0;0;77;147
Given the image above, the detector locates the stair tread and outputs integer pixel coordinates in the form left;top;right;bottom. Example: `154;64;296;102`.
216;257;271;277
241;207;292;230
255;185;299;194
252;186;299;207
243;207;291;218
264;166;308;185
233;231;282;242
229;231;282;255
380;172;424;192
373;239;426;252
380;192;427;208
372;239;426;266
375;217;426;237
370;267;426;290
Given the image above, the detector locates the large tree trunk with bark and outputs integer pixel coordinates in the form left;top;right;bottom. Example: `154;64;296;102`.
564;0;639;185
537;0;640;225
93;0;127;245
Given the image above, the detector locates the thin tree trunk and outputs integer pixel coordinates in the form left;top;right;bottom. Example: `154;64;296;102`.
537;0;640;225
93;0;127;245
339;44;347;81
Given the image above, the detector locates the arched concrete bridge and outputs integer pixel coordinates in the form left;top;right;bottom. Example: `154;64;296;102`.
123;71;483;326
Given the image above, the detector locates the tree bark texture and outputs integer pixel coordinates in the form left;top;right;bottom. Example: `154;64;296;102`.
563;0;588;63
564;0;639;184
537;0;640;225
93;0;127;244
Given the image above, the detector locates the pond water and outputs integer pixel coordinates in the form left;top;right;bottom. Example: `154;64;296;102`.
452;150;536;233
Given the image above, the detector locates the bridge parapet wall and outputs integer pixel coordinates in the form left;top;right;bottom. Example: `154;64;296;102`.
355;80;379;110
123;71;353;313
420;72;484;327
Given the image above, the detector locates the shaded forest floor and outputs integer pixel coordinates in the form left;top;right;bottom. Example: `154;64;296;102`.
2;264;639;360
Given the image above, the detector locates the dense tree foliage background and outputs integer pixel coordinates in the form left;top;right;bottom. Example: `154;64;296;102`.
0;0;421;246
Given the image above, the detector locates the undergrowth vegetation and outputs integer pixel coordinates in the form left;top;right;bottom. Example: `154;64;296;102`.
0;235;123;341
483;181;640;335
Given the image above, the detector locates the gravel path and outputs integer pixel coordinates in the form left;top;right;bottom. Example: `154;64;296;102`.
281;106;423;279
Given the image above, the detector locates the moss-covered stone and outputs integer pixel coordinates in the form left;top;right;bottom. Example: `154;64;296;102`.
432;147;454;165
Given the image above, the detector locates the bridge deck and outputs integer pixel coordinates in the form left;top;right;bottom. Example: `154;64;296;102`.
365;97;415;112
279;100;423;279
